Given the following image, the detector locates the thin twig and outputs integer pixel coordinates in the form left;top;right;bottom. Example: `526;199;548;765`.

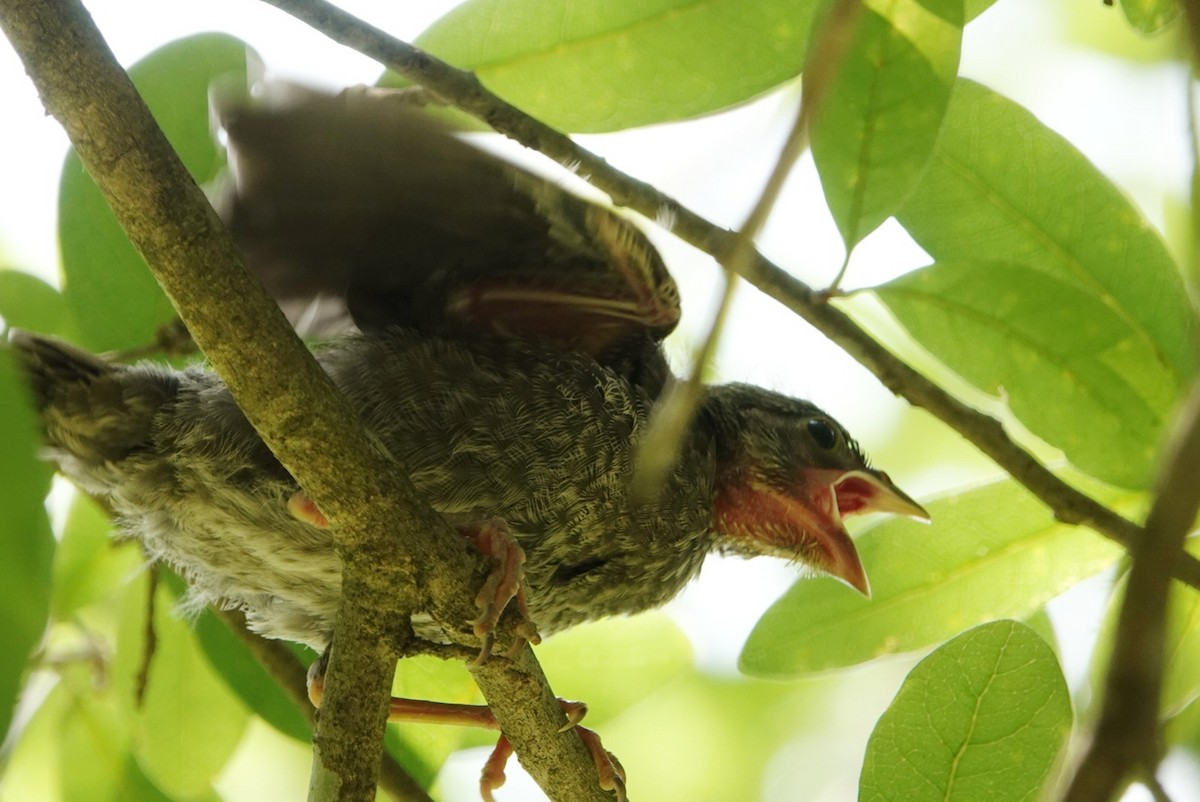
633;0;860;495
254;0;1200;590
133;564;159;708
1144;774;1176;802
215;608;434;802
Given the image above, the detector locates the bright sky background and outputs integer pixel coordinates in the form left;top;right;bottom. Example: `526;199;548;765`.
0;1;1193;799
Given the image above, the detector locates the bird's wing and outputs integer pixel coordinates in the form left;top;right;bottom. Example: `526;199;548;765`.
213;84;680;372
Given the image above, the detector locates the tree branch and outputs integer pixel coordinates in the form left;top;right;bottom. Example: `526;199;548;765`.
215;608;434;802
1060;4;1200;795
255;0;1200;590
0;2;611;801
1062;381;1200;801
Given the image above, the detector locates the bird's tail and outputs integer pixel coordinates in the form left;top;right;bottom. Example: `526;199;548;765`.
9;330;178;469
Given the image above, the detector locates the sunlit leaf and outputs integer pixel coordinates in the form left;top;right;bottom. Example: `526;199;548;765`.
0;347;54;741
0;675;70;802
740;477;1130;677
603;672;828;802
859;620;1071;801
411;0;824;132
536;613;692;726
875;259;1180;489
58;34;252;350
0;270;74;338
120;578;249;798
1022;608;1058;655
812;0;961;249
1095;542;1200;736
1164;584;1200;721
388;654;483;787
51;495;142;621
175;576;313;744
4;658;174;802
451;614;693;753
58;680;167;802
888;78;1195;488
1119;0;1179;34
965;0;997;19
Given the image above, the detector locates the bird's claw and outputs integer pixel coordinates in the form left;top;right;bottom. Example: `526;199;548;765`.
479;701;625;802
290;501;541;662
480;735;513;802
288;490;329;528
576;726;627;802
557;699;588;731
464;519;541;664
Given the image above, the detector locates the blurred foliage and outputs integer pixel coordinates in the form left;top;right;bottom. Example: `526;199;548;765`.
57;34;252;351
406;0;825;132
0;347;53;743
0;2;1197;801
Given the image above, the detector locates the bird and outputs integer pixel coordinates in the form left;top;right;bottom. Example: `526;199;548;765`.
12;85;928;801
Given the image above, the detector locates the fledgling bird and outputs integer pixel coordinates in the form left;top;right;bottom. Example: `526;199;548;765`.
13;86;928;800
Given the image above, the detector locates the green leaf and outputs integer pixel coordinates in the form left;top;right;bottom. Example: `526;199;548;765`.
1164;583;1200;721
2;649;176;802
411;0;825;132
120;577;249;798
964;0;997;20
1119;0;1179;34
0;270;74;338
187;597;313;744
600;671;835;802
58;33;252;350
812;0;961;248
875;260;1180;488
535;613;692;726
888;79;1195;488
740;477;1129;677
51;495;142;620
59;687;169;802
859;620;1071;802
0;679;71;802
157;571;312;745
1094;547;1200;732
388;654;486;787
0;347;54;741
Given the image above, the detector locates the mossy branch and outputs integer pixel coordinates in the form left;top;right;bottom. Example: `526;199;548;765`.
0;1;614;800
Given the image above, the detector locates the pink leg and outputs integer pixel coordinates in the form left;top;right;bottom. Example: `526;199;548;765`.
480;735;513;802
288;490;328;527
288;494;539;662
309;660;620;802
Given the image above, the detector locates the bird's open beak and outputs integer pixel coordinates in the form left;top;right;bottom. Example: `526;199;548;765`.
827;469;930;523
796;468;930;598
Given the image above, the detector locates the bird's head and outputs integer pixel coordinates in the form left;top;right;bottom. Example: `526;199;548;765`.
705;384;928;596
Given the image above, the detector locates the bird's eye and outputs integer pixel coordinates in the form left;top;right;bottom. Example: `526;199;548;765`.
807;418;838;449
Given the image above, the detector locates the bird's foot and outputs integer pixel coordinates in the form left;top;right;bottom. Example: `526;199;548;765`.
310;664;623;802
479;701;624;802
288;496;539;662
574;726;626;802
462;519;541;664
288;490;328;528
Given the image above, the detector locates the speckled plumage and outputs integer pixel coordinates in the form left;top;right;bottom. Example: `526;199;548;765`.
15;326;892;651
18;329;718;647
